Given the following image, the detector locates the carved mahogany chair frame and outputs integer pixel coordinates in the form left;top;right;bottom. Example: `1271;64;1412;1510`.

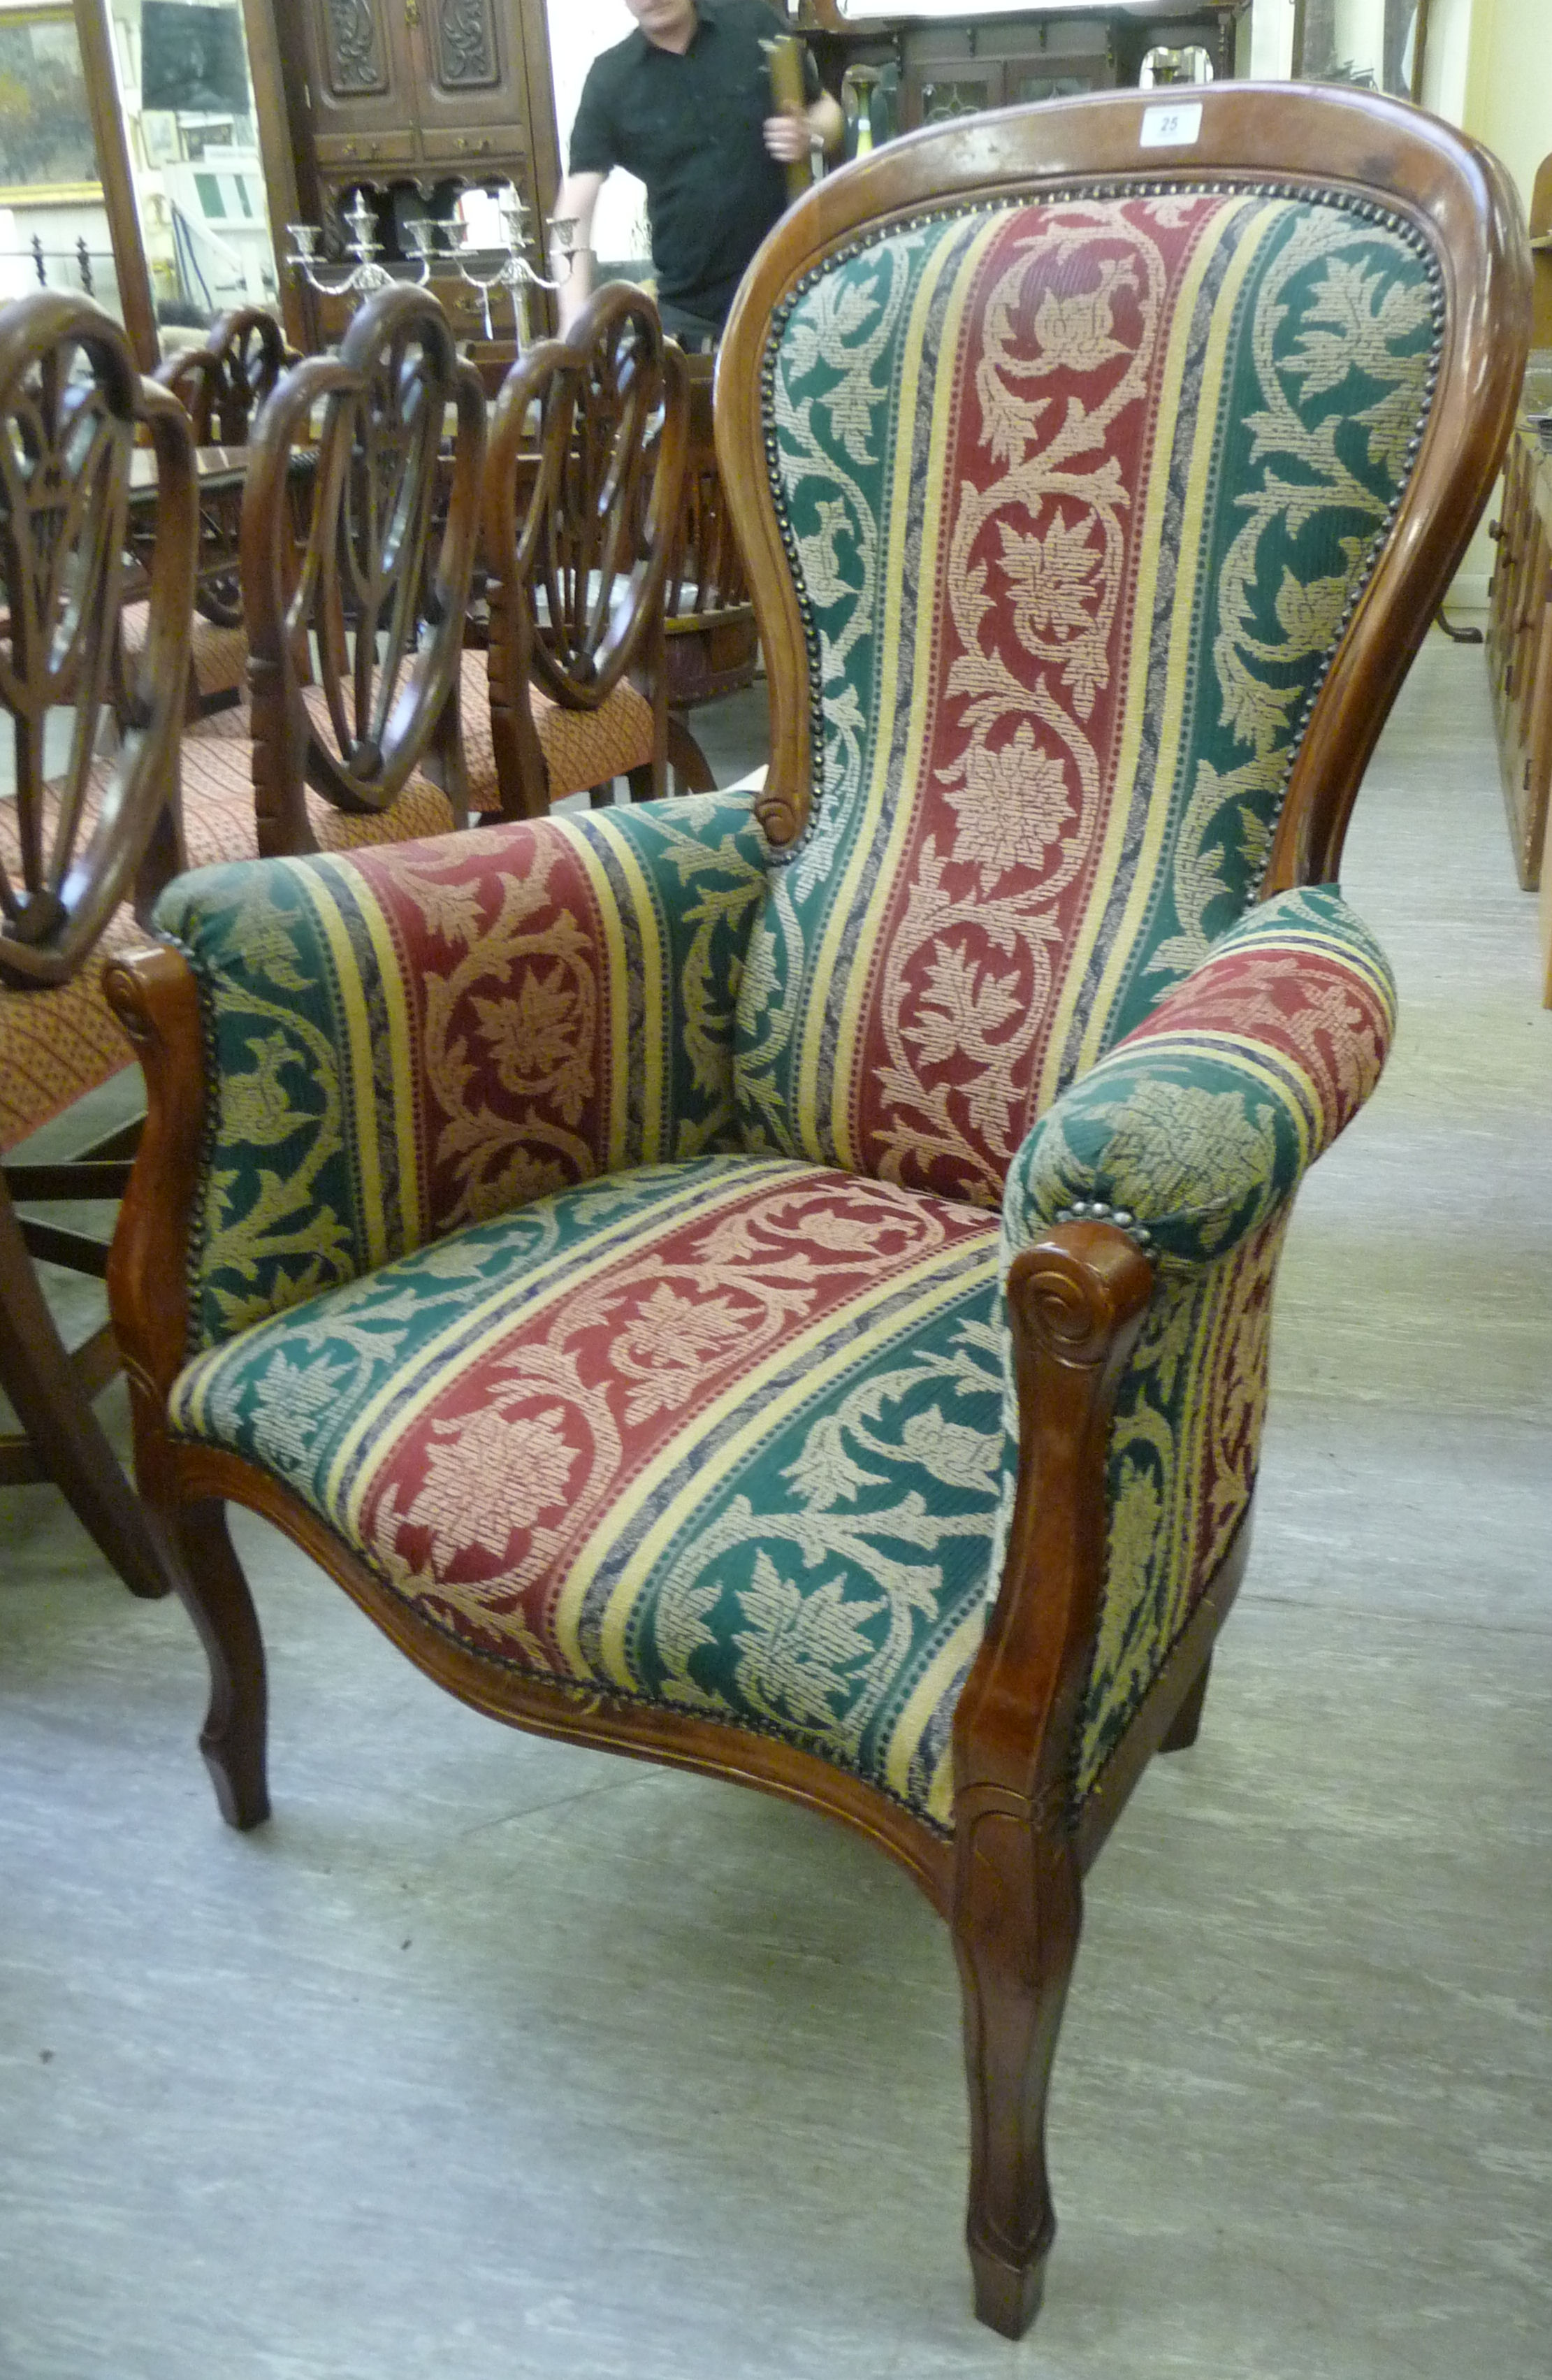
1;292;196;1596
660;349;759;793
484;282;688;815
132;309;299;719
239;284;486;857
104;89;1527;2333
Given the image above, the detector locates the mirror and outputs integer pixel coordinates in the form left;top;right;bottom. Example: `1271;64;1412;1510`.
106;0;281;349
0;6;119;318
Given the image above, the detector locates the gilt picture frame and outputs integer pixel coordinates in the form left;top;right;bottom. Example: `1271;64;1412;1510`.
0;3;100;203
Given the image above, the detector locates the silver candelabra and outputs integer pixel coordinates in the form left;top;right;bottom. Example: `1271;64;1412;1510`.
285;189;577;347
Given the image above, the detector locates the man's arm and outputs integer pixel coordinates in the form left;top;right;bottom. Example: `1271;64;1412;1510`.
764;90;845;170
551;171;604;334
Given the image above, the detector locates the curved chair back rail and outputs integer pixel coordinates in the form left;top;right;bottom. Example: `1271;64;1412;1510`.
719;80;1530;890
157;305;294;447
239;283;487;854
103;86;1529;2339
0;293;197;985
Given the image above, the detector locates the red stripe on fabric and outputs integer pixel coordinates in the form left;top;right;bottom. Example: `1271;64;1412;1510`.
339;821;619;1235
353;1167;994;1664
1120;944;1393;1135
846;195;1237;1208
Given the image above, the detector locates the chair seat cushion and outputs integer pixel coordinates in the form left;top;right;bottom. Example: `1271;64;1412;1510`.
182;704;456;855
169;1155;1003;1827
122;598;247;703
460;649;657;808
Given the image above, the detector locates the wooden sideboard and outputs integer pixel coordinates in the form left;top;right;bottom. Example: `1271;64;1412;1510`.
1486;417;1552;900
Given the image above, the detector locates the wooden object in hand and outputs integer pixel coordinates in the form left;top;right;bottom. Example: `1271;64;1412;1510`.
240;283;486;856
0;291;196;1596
483;281;688;814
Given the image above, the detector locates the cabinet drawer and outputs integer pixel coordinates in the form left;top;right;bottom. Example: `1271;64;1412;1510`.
316;130;417;169
418;124;525;168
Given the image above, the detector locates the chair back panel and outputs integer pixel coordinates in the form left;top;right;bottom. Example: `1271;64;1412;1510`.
0;293;195;987
486;284;688;720
732;182;1443;1206
242;285;486;856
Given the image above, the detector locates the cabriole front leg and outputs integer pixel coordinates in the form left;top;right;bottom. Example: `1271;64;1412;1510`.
952;1791;1081;2336
170;1493;270;1831
950;1220;1155;2336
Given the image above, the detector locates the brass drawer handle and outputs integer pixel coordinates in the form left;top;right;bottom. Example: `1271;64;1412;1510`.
452;136;491;156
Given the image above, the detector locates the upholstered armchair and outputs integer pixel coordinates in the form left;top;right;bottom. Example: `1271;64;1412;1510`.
106;87;1527;2334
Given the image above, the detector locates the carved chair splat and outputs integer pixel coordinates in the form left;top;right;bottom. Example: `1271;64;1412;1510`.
231;283;486;859
479;282;688;816
0;291;197;1595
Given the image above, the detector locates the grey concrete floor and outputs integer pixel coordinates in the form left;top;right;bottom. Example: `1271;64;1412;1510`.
1;640;1549;2379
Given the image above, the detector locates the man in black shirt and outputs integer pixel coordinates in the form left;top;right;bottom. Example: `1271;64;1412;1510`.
554;0;842;343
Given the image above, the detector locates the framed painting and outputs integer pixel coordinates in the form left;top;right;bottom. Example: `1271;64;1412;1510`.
1292;0;1430;103
0;4;99;200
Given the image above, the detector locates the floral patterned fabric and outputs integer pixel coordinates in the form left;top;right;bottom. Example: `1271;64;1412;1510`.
994;885;1397;1788
737;189;1436;1204
171;1156;1001;1830
153;793;767;1350
156;180;1428;1826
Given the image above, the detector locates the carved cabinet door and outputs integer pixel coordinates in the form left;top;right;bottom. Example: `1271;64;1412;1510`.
295;0;421;169
409;0;521;143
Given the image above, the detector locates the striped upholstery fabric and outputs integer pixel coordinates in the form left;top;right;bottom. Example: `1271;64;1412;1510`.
181;700;458;853
154;795;767;1347
168;1154;999;1829
460;647;658;811
152;181;1431;1819
999;885;1397;1786
737;189;1436;1203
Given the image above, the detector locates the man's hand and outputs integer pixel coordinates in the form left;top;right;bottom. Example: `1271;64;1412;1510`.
763;107;815;164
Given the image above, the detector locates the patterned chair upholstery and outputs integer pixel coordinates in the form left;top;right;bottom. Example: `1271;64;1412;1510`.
104;89;1528;2337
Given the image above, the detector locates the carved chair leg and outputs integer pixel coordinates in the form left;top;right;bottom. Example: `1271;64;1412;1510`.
667;714;717;794
952;1802;1082;2339
170;1496;270;1831
625;763;656;803
0;1178;170;1600
1160;1650;1213;1754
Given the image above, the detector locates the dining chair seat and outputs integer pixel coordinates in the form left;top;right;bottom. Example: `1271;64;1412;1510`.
120;599;247;707
458;645;657;809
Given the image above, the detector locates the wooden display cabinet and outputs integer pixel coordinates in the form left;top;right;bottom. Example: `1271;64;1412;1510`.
259;0;560;351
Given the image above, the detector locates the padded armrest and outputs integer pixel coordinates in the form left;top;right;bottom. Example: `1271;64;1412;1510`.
990;886;1396;1798
1002;887;1397;1273
154;793;766;1353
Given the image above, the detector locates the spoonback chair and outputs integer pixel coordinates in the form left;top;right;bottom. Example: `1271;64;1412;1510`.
477;281;688;814
180;284;486;861
1;291;196;1597
105;88;1527;2332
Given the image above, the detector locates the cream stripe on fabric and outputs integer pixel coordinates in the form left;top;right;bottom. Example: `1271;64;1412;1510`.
317;854;424;1260
1034;196;1267;1111
827;214;1006;1167
295;859;391;1271
1078;199;1289;1069
883;1604;982;1810
565;1239;994;1691
550;817;641;1174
